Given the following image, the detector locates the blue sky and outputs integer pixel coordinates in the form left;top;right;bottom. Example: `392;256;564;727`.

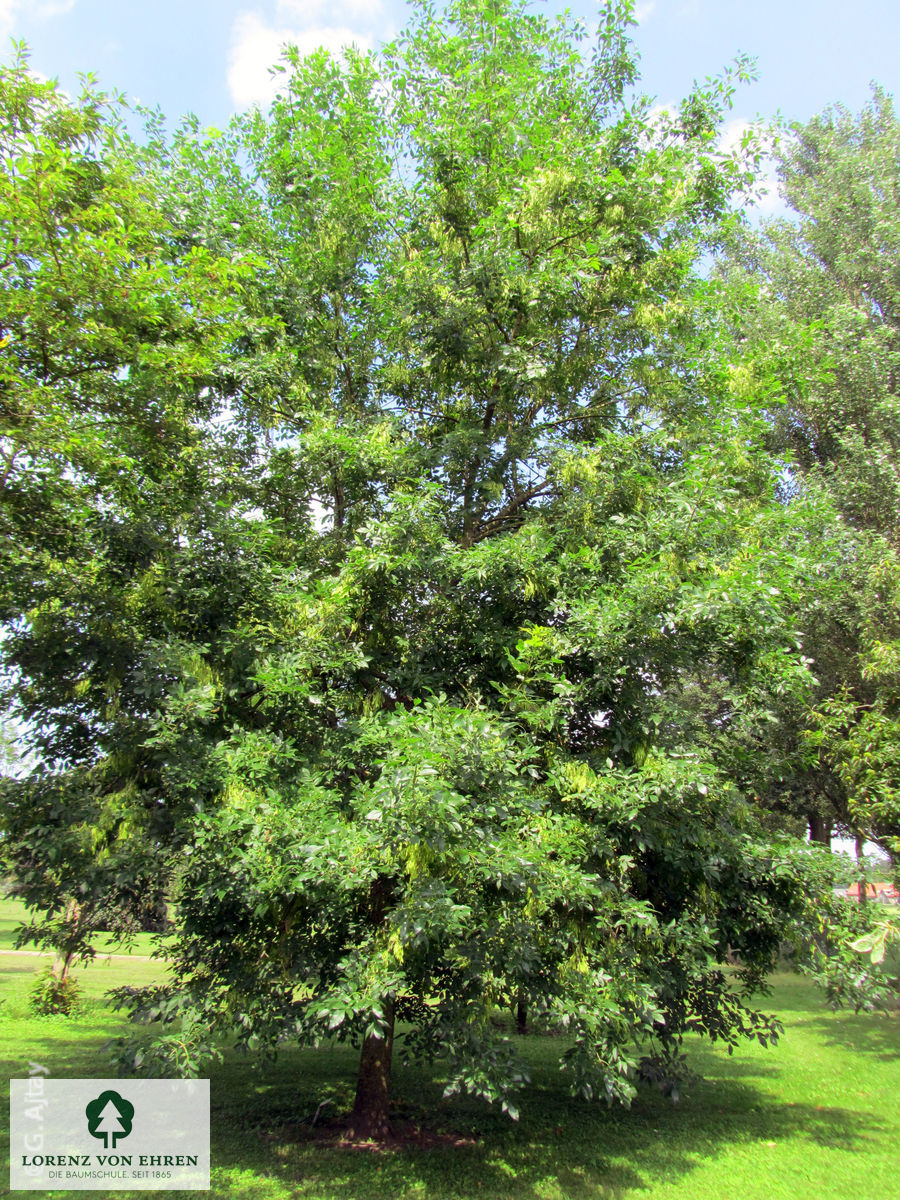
3;0;898;141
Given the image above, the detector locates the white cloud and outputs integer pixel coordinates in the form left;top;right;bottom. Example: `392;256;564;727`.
0;0;17;40
717;118;785;219
227;8;375;109
633;2;656;23
276;0;382;20
717;116;752;156
36;0;76;16
647;100;675;123
0;0;74;40
717;117;779;164
751;172;785;217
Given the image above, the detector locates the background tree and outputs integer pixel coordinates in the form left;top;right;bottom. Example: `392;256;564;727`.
720;89;900;864
0;50;265;975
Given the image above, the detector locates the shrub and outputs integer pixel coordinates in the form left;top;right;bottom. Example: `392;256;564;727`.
29;965;82;1016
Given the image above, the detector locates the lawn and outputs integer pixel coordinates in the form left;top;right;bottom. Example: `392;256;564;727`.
0;896;161;958
1;913;898;1200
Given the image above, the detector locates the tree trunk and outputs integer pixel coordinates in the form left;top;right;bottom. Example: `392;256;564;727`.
57;948;75;985
349;999;395;1141
856;835;868;906
58;897;82;983
808;813;832;847
515;991;528;1035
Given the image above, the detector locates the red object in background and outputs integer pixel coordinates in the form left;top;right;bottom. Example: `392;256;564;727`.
845;880;899;901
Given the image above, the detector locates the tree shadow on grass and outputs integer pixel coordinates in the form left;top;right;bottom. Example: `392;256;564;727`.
3;1006;893;1200
203;1058;889;1200
800;1008;900;1061
729;973;900;1061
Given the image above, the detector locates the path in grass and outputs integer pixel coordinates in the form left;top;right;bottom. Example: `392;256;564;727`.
3;949;152;959
1;940;897;1200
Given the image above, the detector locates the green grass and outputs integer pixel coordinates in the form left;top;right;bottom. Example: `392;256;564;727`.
1;938;898;1199
0;895;161;957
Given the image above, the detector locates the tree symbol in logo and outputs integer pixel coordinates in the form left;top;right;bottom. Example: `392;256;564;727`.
85;1090;135;1149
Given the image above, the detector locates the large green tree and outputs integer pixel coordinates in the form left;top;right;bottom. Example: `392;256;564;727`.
2;1;844;1138
720;90;900;863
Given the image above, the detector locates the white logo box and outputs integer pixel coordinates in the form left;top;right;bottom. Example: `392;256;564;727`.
10;1079;209;1191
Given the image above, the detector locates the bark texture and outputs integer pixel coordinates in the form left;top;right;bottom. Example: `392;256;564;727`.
856;834;869;906
349;999;395;1141
808;813;832;847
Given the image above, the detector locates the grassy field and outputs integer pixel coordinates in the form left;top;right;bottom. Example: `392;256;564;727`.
0;896;160;958
1;899;898;1200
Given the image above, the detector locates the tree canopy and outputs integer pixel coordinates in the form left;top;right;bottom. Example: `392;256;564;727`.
720;88;900;862
0;0;883;1139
